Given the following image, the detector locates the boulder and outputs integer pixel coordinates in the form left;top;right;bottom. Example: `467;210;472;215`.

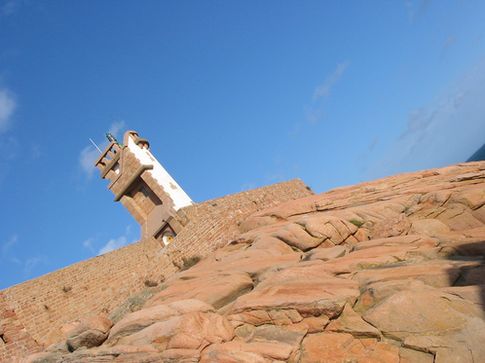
300;332;400;363
403;319;485;363
117;311;234;351
354;280;427;313
59;344;163;363
65;314;113;351
294;214;357;245
145;271;253;309
305;245;346;261
107;299;214;344
363;289;483;341
248;235;296;254
200;340;294;363
228;262;359;323
353;260;466;288
409;218;450;236
229;308;303;327
326;304;380;338
290;315;330;333
270;222;324;251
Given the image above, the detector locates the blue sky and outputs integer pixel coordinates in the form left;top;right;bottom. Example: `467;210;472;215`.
1;1;484;289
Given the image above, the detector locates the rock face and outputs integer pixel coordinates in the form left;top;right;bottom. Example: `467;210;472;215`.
26;161;485;363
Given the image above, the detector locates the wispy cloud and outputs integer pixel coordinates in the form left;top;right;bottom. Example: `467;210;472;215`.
79;121;126;179
79;145;100;179
83;224;135;256
404;0;432;24
1;0;19;16
0;88;16;134
23;256;45;276
441;36;457;60
98;236;129;255
313;61;350;100
82;237;95;253
1;234;18;256
108;121;125;139
31;144;42;160
305;61;350;125
1;234;47;279
367;57;485;178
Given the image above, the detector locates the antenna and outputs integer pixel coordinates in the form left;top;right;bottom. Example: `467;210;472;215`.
89;138;102;153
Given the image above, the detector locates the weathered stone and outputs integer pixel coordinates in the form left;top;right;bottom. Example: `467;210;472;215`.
295;214;357;245
60;344;163;363
270;222;324;251
229;308;303;327
321;245;430;274
353;260;465;288
354;280;427;312
229;262;359;322
245;324;306;350
372;214;411;238
24;352;64;363
472;204;485;223
117;311;234;351
201;341;294;362
354;227;371;241
65;314;113;351
410;218;451;236
19;161;485;363
399;347;434;363
440;285;485;307
248;235;296;254
353;235;438;251
305;245;346;261
107;299;214;344
363;289;482;340
67;329;108;352
300;332;400;363
145;271;253;309
290;315;330;333
326;304;380;338
403;324;485;363
160;348;200;362
438;207;483;231
450;187;485;210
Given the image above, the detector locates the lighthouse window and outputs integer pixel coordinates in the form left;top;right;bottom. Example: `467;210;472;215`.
140;185;150;197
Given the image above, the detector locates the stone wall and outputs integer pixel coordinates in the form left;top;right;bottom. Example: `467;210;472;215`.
0;179;312;360
0;292;40;362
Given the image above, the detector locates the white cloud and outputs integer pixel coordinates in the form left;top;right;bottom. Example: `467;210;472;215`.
98;236;128;255
404;0;431;24
1;0;20;16
97;224;135;255
313;61;350;100
79;121;126;178
0;88;16;134
368;57;485;178
23;256;45;276
82;237;95;253
79;145;100;179
1;234;18;256
0;234;48;279
302;61;350;125
108;120;126;139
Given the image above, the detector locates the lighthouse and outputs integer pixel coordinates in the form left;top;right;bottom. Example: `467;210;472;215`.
95;130;193;246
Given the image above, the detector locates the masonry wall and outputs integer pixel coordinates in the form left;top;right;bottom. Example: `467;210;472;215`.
0;179;312;360
0;292;40;362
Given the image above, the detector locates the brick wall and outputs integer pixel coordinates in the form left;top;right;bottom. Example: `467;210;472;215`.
0;292;40;362
0;179;312;360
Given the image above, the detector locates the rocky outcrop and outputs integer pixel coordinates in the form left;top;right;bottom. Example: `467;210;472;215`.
25;161;485;363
